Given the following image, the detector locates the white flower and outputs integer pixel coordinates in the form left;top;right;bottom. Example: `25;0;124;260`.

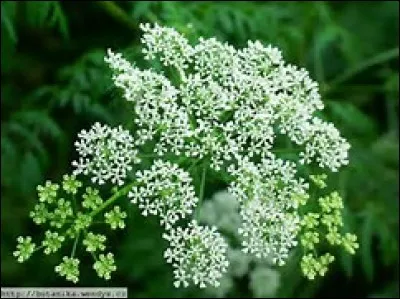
299;118;351;172
228;154;307;265
105;23;349;173
102;23;353;284
140;23;194;77
72;122;139;186
228;154;309;210
128;160;198;229
162;220;229;288
239;199;300;265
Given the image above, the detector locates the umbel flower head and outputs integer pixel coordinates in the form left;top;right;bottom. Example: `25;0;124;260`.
228;155;307;265
14;23;357;289
72;122;140;186
102;23;355;284
128;160;198;229
162;220;229;288
105;23;350;172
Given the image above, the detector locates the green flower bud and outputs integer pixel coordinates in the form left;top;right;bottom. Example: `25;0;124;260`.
62;174;82;195
342;233;359;255
42;231;65;254
301;213;320;229
37;181;59;204
309;174;327;189
83;232;107;252
93;252;117;280
55;257;80;283
300;231;319;251
105;206;127;230
30;203;49;225
50;199;73;228
82;187;103;210
13;236;36;263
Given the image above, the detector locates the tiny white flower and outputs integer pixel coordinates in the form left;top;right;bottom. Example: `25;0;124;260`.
128;160;198;229
163;220;229;288
72;122;139;186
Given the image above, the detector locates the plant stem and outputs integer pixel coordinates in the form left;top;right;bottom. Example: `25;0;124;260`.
33;245;45;253
89;181;137;218
71;230;80;258
195;162;207;219
72;193;77;215
90;251;98;262
188;158;200;172
97;1;137;31
326;47;399;91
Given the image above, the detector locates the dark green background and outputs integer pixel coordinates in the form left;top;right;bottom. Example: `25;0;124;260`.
1;1;399;298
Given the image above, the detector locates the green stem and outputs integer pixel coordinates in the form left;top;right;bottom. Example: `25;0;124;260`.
90;251;98;262
195;163;207;219
33;245;45;253
89;181;137;218
326;47;399;91
97;1;137;31
188;158;200;173
72;194;77;215
71;231;80;258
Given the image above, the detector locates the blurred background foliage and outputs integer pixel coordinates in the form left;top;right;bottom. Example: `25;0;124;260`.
1;1;398;298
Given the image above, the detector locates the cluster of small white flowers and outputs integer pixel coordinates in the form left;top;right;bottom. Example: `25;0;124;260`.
228;154;307;265
128;160;198;229
105;23;350;172
239;199;300;265
162;220;229;288
72;122;139;186
228;154;309;210
13;23;354;289
299;118;350;172
100;23;353;287
199;190;283;298
140;23;194;77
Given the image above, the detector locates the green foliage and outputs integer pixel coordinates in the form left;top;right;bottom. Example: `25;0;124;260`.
23;1;69;38
1;1;398;298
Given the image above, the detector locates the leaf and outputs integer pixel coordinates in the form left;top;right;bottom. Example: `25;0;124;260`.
24;1;53;27
327;101;377;138
6;121;47;162
1;1;17;44
361;210;374;282
339;250;354;278
12;110;63;140
88;103;113;122
23;1;68;38
1;135;18;187
49;2;69;38
371;131;399;168
19;151;43;195
131;1;154;20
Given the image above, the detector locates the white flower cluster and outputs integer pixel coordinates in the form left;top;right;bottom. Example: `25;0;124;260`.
128;160;198;229
162;220;229;288
199;190;281;298
100;23;353;287
105;23;350;172
72;122;140;186
228;154;307;265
